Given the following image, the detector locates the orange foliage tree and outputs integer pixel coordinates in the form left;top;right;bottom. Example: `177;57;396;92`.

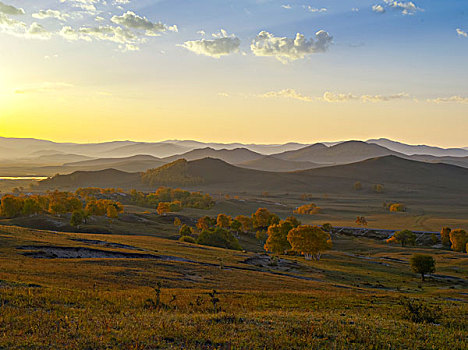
264;220;293;255
287;225;332;260
449;229;468;252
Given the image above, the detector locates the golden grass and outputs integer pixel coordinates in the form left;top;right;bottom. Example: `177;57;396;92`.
0;224;466;348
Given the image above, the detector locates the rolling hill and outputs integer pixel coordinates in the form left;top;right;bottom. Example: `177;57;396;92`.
98;143;190;158
163;147;264;164
40;169;141;189
41;156;468;197
367;138;468;157
162;140;309;154
238;156;319;172
63;155;166;172
273;141;402;164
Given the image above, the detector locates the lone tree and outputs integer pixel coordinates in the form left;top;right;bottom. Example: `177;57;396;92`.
355;216;368;227
410;254;435;281
387;230;416;247
287;225;332;260
353;182;362;191
449;229;468;252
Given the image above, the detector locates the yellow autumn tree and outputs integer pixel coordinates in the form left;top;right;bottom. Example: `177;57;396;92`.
287;225;332;260
264;220;293;255
216;214;231;228
449;229;468;252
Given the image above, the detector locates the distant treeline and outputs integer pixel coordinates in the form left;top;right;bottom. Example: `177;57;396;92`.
0;186;214;219
0;191;123;219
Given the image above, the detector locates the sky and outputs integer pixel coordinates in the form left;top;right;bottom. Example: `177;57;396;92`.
0;0;467;147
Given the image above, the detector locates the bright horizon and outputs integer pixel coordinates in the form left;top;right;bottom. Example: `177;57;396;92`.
1;0;467;147
0;134;467;150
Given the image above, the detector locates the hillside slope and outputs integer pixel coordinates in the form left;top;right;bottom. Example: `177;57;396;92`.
238;156;319;172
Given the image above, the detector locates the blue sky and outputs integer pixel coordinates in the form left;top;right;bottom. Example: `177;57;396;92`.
0;0;467;146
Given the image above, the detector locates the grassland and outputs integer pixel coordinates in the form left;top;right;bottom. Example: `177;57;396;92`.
0;215;466;349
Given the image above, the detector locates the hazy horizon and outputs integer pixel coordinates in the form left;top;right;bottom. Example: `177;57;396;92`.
0;135;467;149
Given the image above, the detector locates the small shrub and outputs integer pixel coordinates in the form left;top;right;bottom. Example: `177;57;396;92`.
179;236;196;243
400;298;441;324
197;227;242;250
389;203;406;212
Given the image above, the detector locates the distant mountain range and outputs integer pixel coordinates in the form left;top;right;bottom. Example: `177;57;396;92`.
39;156;468;200
1;137;468;176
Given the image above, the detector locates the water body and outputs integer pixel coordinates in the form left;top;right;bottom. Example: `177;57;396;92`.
0;177;48;180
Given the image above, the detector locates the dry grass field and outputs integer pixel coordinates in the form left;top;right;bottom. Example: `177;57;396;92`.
0;219;466;349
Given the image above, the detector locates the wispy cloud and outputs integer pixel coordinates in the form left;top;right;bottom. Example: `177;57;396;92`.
32;9;70;21
261;89;313;102
427;96;468;104
456;28;467;38
259;90;410;103
111;11;177;36
323;91;409;103
373;1;423;15
304;6;327;13
59;24;144;51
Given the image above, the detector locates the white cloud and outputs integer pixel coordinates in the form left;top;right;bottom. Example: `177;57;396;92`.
258;90;410;103
0;1;24;15
304;6;327;13
60;0;99;13
27;22;52;39
322;91;409;103
361;92;409;102
281;5;291;10
32;10;70;21
372;5;386;13
427;96;468;104
456;28;467;38
261;89;313;102
111;11;177;36
375;1;423;15
0;13;52;40
181;29;240;58
250;30;333;63
60;24;144;51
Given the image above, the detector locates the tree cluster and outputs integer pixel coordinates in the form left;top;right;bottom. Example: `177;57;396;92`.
294;203;321;215
0;191;123;223
131;187;214;212
387;230;416;247
263;217;332;260
386;203;407;212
